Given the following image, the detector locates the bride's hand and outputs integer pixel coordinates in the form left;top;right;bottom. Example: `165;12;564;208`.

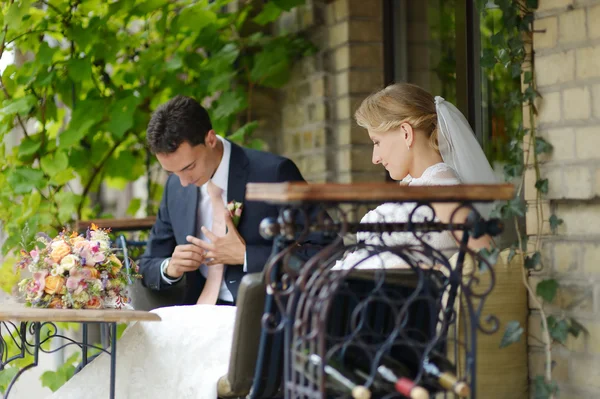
166;244;207;278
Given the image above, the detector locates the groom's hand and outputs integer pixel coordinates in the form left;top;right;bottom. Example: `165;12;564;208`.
166;244;207;278
186;211;246;266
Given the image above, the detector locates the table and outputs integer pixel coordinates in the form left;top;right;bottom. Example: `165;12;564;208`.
0;305;161;398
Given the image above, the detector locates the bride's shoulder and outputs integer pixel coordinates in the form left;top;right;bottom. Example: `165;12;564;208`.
414;163;461;185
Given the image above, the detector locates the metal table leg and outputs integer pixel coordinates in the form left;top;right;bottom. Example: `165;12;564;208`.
109;322;117;399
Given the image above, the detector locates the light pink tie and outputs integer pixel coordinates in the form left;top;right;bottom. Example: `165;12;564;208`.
196;181;225;305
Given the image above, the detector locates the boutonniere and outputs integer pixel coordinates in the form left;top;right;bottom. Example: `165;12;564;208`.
227;201;243;226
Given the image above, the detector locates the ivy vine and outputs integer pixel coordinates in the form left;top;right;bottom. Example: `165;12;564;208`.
477;1;581;398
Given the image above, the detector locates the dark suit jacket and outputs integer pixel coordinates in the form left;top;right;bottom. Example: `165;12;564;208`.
139;141;311;304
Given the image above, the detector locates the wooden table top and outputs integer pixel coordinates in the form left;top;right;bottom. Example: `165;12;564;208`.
0;304;162;323
75;216;157;232
246;182;515;204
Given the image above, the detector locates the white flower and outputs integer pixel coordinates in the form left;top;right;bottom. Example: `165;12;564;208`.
60;254;78;271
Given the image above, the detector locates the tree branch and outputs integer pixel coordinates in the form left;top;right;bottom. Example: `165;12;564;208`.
6;29;60;46
39;0;65;15
76;134;129;219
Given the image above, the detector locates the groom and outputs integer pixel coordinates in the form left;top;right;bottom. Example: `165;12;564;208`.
139;95;312;305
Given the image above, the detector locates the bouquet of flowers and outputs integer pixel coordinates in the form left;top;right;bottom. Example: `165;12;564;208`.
17;224;139;309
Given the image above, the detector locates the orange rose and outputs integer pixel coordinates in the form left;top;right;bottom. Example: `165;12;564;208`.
48;297;63;309
83;266;100;279
44;276;65;295
50;241;71;263
85;297;103;309
109;254;122;275
70;236;85;244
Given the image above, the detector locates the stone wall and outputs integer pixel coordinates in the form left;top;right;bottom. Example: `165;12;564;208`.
276;0;386;183
529;0;600;397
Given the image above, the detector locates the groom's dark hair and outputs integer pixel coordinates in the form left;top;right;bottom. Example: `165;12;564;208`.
146;95;213;154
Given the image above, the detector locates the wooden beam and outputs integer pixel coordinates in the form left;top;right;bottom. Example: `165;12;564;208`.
76;217;156;232
246;182;515;204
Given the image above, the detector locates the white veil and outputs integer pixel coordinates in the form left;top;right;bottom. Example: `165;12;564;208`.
434;96;498;218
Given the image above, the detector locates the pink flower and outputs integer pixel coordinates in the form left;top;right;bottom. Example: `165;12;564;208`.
84;251;105;266
66;276;82;291
29;249;39;263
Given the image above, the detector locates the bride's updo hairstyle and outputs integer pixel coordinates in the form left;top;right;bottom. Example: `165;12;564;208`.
354;83;439;151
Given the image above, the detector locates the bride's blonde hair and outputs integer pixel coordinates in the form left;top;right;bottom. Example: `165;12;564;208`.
354;83;439;151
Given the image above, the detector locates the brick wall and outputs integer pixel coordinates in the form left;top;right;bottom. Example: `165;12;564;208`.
529;1;600;397
276;0;386;183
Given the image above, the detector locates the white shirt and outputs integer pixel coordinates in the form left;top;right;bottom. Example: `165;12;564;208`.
161;136;241;302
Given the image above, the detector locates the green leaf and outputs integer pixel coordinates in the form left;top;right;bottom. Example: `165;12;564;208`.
212;91;247;120
177;3;218;32
58;118;96;148
526;0;539;10
549;214;563;234
7;167;45;194
0;95;36;116
37;42;57;66
17;138;42;158
535;178;548;194
481;51;496;69
165;54;183;71
55;191;79;225
41;151;69;176
6;1;33;30
132;0;166;14
227;121;259;144
49;169;75;186
568;318;585;338
59;100;105;148
524;71;533;84
533;376;558;399
126;198;142;216
28;190;41;211
254;2;284;25
511;63;521;78
536;279;558;303
207;71;235;92
68;58;92;82
535;137;553;156
0;367;19;393
524;251;541;270
547;316;569;344
498;48;511;65
251;43;290;87
40;352;79;392
490;32;504;46
478;247;500;272
107;96;141;138
499;320;524;348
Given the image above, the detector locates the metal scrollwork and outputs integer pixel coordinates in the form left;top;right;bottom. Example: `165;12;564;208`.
258;198;504;399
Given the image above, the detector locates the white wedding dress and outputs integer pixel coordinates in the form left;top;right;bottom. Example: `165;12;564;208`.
335;162;461;270
47;163;460;399
46;305;237;399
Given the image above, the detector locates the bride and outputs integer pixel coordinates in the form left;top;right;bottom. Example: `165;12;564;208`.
46;83;497;399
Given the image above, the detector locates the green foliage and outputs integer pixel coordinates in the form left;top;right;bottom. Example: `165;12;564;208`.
40;352;79;392
499;320;524;348
477;2;577;396
536;279;558;303
533;376;559;399
0;0;311;393
548;215;563;234
0;0;312;270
